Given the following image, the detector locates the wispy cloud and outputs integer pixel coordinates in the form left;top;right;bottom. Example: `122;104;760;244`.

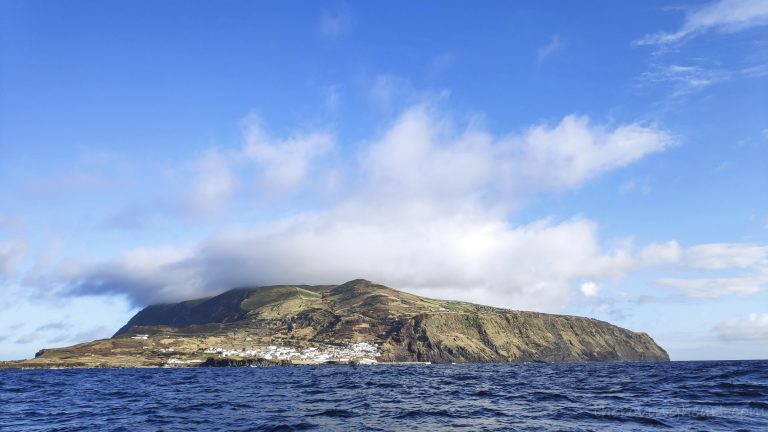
655;243;768;298
429;52;455;79
319;7;353;38
178;116;335;219
323;84;342;111
638;63;731;99
239;115;334;196
657;276;765;298
369;75;415;111
639;241;684;266
637;0;768;45
686;243;768;270
509;114;674;191
741;63;768;77
537;35;564;63
619;177;652;195
715;312;768;340
34;322;70;332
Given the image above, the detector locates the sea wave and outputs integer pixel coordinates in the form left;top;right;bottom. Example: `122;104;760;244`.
1;360;766;431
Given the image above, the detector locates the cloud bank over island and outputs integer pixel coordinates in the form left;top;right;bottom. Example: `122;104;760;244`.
38;105;761;318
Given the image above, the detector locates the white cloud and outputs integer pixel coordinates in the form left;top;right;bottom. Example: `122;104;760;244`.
640;241;684;266
240;116;334;195
639;241;768;270
63;106;675;310
325;106;671;205
171;105;674;223
71;246;204;304
510;115;674;191
580;281;601;297
537;35;564;63
360;107;496;206
70;214;637;311
181;117;336;217
344;107;673;210
637;0;768;45
715;312;768;340
652;243;768;298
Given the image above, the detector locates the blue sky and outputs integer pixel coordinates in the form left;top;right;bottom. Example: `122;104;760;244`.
1;0;767;361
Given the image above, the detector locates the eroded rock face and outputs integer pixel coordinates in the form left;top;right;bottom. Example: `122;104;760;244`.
379;312;668;363
8;279;668;368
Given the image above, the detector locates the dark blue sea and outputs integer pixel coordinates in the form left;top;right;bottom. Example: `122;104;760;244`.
2;360;767;431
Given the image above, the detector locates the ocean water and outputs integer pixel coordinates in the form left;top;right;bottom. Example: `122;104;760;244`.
1;360;767;431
